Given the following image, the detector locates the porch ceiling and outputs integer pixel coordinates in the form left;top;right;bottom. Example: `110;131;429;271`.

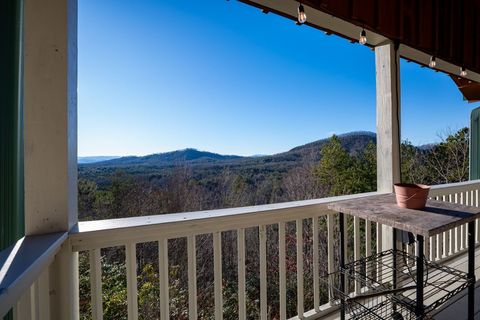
300;0;479;73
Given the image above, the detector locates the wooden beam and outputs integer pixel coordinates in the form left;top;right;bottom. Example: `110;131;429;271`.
375;42;401;251
376;42;401;193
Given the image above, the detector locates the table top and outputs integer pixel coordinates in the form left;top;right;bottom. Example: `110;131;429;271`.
327;193;480;237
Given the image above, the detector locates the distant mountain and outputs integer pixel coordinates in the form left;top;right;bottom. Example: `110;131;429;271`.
418;143;436;151
78;156;120;164
89;148;244;167
338;131;376;138
81;132;376;168
287;131;376;158
78;131;377;186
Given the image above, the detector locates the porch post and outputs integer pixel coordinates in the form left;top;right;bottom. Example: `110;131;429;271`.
23;0;79;318
375;41;401;251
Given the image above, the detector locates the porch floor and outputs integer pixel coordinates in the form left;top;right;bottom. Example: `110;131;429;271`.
321;246;480;320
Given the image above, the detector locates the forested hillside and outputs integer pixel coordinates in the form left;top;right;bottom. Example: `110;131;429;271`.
78;128;469;319
78;132;377;220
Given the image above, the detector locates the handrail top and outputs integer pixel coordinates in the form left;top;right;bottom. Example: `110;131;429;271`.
70;180;480;251
72;192;379;236
0;232;67;318
72;180;480;237
430;179;480;190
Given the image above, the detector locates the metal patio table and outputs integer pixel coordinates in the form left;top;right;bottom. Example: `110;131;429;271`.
328;193;480;320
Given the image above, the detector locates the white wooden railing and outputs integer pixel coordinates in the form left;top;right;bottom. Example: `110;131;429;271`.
2;180;480;320
68;180;480;320
427;180;480;262
70;191;382;320
0;232;67;319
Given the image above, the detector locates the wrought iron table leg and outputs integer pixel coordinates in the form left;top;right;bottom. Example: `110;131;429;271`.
468;221;475;320
339;212;345;320
393;228;397;289
416;235;424;319
392;228;397;313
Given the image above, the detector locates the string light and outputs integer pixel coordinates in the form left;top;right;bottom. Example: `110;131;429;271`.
460;67;467;77
429;56;436;68
359;29;367;45
297;3;307;24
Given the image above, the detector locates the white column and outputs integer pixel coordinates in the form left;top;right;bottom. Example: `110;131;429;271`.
23;0;79;318
24;0;78;236
375;42;401;251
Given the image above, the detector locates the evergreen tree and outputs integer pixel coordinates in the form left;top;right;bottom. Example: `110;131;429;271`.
314;135;353;196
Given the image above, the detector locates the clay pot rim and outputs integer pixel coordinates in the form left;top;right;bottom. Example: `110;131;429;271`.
394;183;430;190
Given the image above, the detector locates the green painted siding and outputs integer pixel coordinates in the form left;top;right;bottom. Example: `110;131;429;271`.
471;108;480;180
1;1;24;318
0;0;24;249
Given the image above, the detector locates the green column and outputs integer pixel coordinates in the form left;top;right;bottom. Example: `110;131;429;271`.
470;108;480;180
0;0;24;249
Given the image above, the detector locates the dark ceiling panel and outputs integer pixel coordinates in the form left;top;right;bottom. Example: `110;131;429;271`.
418;0;435;51
400;0;418;45
462;0;475;66
351;0;375;25
475;4;480;70
433;0;451;59
377;1;398;37
291;0;480;75
450;0;464;64
316;0;350;18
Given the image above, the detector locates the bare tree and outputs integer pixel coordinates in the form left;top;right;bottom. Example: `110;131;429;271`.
426;127;469;184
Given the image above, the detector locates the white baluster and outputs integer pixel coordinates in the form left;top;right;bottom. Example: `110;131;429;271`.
354;217;361;294
296;219;304;318
327;215;334;302
187;236;197;320
159;238;169;320
259;225;267;320
279;222;286;320
126;242;138;320
238;228;246;320
313;216;320;312
213;232;223;320
90;249;103;320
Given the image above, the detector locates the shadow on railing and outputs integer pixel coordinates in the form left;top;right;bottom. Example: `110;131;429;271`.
0;232;67;318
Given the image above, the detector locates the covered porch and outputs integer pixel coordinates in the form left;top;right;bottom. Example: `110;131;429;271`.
2;0;480;319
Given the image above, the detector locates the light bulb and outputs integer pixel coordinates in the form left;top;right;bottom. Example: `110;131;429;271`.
429;56;436;68
297;4;306;24
359;29;367;45
460;67;467;77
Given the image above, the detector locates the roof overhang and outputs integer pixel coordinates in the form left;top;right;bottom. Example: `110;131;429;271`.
451;76;480;103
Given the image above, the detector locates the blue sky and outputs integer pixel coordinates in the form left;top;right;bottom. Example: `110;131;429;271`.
78;0;473;157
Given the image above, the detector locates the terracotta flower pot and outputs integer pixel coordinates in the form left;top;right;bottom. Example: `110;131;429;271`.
394;183;431;209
